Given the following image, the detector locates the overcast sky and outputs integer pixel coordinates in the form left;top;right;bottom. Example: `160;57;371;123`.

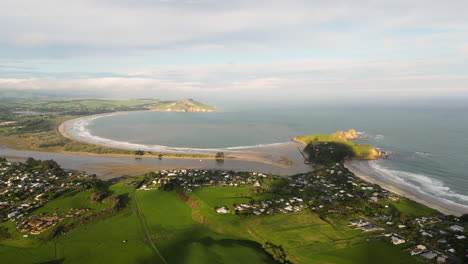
1;0;468;102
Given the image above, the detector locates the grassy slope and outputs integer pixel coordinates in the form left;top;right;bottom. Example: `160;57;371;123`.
385;197;439;217
0;183;156;264
137;190;275;264
188;187;421;264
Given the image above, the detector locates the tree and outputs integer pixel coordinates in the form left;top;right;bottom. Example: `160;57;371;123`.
134;150;145;156
215;152;225;161
262;242;291;264
460;214;468;223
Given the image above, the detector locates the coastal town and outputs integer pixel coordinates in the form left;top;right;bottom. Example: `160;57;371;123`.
0;157;99;236
0;157;467;263
136;166;467;263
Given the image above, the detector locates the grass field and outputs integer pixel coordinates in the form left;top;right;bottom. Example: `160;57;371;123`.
136;190;275;264
385;197;439;217
0;179;424;264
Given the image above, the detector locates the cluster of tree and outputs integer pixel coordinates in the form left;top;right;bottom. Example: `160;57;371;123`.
303;142;354;164
25;157;62;172
215;152;225;160
15;118;55;134
134;150;145;156
90;191;107;202
48;194;127;240
262;242;291;264
460;214;468;223
0;227;12;240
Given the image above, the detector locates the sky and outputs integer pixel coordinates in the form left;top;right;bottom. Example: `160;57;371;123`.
1;0;468;103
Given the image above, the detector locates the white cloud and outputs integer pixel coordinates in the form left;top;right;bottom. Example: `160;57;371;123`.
0;0;468;101
457;44;468;56
1;0;468;52
13;32;48;47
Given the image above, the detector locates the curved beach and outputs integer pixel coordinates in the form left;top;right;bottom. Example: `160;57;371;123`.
58;112;311;171
346;160;468;216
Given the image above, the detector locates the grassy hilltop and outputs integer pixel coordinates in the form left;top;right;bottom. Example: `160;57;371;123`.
295;129;380;164
151;99;217;112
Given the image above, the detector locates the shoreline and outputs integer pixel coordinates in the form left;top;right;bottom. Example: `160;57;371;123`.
0;146;313;178
57;112;301;169
345;160;468;217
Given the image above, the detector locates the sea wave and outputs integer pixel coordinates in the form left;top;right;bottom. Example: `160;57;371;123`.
64;115;292;154
414;151;433;156
368;161;468;205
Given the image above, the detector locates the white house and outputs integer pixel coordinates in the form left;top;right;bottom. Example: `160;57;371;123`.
216;207;230;214
391;236;406;245
449;225;464;232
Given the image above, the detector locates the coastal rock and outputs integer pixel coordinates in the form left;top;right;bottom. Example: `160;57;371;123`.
333;129;361;140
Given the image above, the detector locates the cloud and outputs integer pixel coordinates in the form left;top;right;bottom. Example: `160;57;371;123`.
1;73;467;101
1;0;467;55
13;32;48;47
457;44;468;56
0;1;467;101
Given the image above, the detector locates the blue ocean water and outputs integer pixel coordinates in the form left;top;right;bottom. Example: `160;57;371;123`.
76;104;468;208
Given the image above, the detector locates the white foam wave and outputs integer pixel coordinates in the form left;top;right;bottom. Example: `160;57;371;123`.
414;151;433;156
64;114;292;154
374;134;385;139
368;161;468;205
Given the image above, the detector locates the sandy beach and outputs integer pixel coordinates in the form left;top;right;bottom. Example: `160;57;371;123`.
58;113;307;169
345;160;468;217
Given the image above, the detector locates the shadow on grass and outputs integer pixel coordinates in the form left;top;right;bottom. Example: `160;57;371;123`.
36;258;65;264
139;226;277;264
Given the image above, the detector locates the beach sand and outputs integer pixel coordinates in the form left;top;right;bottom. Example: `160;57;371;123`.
345;160;468;217
58;114;304;169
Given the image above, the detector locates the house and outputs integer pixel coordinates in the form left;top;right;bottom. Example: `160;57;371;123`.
410;245;425;256
436;256;447;264
391;236;406;245
7;211;20;218
420;251;437;260
449;225;464;232
216;207;230;214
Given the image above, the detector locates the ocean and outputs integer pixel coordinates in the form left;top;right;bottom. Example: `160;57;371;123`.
64;103;468;211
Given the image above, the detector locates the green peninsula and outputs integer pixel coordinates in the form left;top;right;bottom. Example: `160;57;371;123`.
294;129;381;163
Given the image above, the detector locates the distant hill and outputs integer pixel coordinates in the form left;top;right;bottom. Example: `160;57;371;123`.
0;98;216;115
150;99;217;112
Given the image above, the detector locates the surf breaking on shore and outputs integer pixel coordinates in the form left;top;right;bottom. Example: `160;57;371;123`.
345;160;468;216
59;113;468;217
60;112;294;155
